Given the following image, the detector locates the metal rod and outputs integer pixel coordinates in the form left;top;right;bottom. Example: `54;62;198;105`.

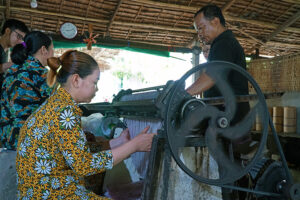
222;184;283;197
201;92;284;105
131;85;165;93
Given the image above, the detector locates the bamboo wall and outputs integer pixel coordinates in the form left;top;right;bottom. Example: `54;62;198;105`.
248;53;300;93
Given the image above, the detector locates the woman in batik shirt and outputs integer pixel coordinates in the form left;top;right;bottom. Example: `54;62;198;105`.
0;31;54;150
16;50;156;199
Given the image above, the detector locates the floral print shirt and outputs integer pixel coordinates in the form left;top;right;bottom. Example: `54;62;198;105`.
0;56;52;149
16;87;113;199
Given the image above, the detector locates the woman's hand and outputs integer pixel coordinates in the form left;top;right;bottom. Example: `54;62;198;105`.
111;126;157;165
132;126;156;152
109;128;131;149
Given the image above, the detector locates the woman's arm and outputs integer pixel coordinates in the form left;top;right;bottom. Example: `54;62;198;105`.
111;126;156;166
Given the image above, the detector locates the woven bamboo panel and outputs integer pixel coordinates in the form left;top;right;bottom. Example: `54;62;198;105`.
248;53;300;93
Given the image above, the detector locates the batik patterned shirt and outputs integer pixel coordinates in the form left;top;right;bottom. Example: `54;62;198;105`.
0;56;52;149
16;87;113;199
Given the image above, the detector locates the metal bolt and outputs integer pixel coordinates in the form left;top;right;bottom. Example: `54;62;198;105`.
218;117;229;128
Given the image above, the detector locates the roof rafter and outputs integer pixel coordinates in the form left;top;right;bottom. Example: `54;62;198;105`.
55;0;65;33
230;25;280;55
5;0;10;19
81;0;92;35
105;0;123;37
222;0;237;12
264;9;300;42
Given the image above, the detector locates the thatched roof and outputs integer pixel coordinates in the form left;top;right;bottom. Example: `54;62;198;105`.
1;0;300;57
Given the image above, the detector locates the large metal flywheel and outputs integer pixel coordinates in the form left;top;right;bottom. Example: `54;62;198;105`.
164;61;269;186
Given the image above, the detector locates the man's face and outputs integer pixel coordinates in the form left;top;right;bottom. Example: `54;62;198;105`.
194;12;217;45
9;29;26;47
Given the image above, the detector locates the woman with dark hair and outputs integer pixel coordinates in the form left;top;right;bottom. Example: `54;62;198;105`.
16;50;156;199
0;31;54;150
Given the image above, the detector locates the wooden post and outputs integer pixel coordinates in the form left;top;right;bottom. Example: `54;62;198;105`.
87;24;93;50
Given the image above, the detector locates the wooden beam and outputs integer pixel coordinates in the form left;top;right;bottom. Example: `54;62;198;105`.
134;5;143;21
5;0;10;19
126;0;300;34
222;0;237;12
272;4;294;24
230;24;280;55
1;5;300;35
0;12;4;28
81;0;92;35
245;9;300;54
55;0;65;33
225;15;299;33
1;6;109;23
266;41;300;49
128;0;198;12
126;5;143;39
236;36;300;49
105;0;123;37
113;20;194;33
30;15;33;30
264;9;300;42
229;24;264;45
282;0;300;3
0;6;194;33
240;0;256;15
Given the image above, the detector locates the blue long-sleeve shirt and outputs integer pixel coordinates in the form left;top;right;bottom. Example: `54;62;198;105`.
0;56;52;149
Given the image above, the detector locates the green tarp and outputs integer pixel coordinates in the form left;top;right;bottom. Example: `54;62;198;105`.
53;41;170;58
